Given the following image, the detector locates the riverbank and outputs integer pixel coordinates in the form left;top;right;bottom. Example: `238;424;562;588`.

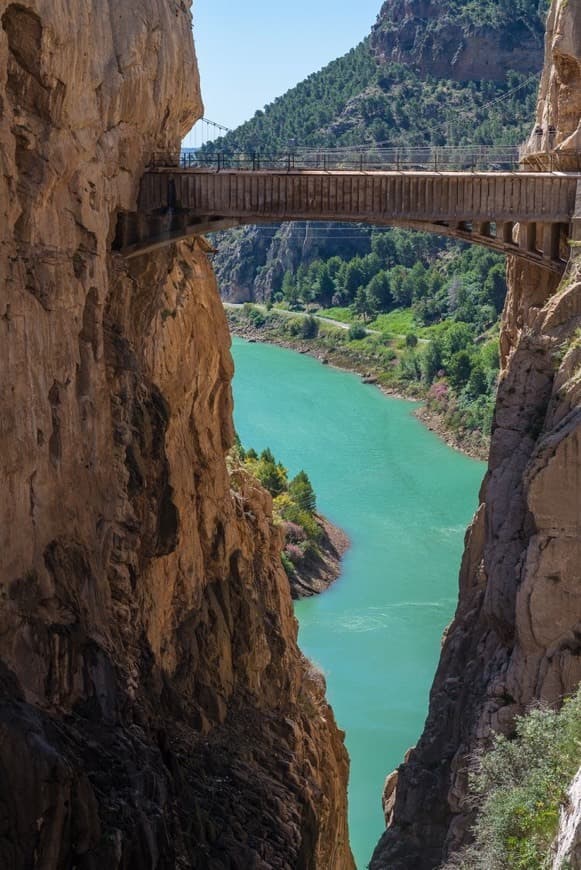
226;307;490;461
287;515;350;599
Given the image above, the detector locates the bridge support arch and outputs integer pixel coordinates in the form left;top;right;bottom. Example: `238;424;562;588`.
116;169;581;273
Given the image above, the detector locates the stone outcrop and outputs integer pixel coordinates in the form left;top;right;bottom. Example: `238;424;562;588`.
370;0;544;82
525;0;581;158
371;2;581;867
0;2;353;867
284;516;350;600
553;766;581;869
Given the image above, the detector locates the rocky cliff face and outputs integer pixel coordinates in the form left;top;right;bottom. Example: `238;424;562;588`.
371;2;581;867
525;0;581;160
370;0;545;81
0;2;353;867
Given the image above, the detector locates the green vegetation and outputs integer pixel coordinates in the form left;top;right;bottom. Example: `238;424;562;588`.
274;233;506;333
231;440;323;573
404;0;550;30
445;687;581;870
200;46;541;156
229;240;505;449
348;323;368;341
264;239;506;444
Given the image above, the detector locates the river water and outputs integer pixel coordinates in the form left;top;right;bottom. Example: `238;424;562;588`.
231;337;484;868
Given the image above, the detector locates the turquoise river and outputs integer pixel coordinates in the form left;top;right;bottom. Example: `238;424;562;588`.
231;337;485;868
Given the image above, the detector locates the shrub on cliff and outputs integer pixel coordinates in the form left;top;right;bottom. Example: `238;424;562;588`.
284;543;305;566
232;441;323;544
282;521;307;543
243;448;288;496
274;494;322;543
280;550;295;578
444;687;581;870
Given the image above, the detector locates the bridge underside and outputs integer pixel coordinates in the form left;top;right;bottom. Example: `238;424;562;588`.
117;211;570;273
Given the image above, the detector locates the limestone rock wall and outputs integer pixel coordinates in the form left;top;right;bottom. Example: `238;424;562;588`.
527;0;581;155
0;2;353;867
370;0;544;82
371;2;581;867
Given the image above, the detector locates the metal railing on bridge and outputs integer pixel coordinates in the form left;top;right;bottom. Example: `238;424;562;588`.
150;144;527;173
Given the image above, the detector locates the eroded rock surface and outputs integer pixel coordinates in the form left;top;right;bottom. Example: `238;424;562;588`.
553;766;581;869
526;0;581;157
372;2;581;867
370;0;544;82
0;2;353;867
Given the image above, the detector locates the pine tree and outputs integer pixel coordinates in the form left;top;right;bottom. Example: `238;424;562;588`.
289;471;316;513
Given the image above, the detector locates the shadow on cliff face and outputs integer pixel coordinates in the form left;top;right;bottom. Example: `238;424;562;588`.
0;241;352;868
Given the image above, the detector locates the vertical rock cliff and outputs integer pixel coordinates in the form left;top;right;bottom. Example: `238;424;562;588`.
0;2;353;867
370;0;544;81
372;2;581;867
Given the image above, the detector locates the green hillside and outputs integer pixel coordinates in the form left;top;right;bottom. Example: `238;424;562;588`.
201;46;539;157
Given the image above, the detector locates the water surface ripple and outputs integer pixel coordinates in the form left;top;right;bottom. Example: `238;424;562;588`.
231;337;484;868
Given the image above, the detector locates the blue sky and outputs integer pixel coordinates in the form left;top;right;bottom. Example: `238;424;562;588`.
187;0;382;144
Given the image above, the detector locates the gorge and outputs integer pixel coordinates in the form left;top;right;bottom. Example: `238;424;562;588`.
372;1;581;865
0;1;579;869
231;336;484;866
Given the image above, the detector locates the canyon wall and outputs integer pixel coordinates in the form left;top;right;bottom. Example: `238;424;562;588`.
0;2;353;867
370;0;544;81
372;1;581;867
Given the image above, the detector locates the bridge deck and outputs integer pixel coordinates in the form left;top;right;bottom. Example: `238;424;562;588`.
118;169;581;270
140;170;578;224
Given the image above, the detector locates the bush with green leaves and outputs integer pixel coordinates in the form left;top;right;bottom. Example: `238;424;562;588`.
444;687;581;870
244;447;288;495
274;494;322;543
301;315;319;339
348;323;367;341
